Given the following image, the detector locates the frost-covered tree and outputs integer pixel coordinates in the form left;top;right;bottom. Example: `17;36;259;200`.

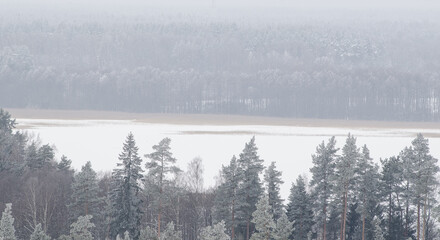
273;212;293;240
406;134;439;240
145;137;180;239
264;162;284;220
110;133;144;239
334;134;360;240
160;222;181;240
236;137;265;240
199;221;229;240
139;226;157;240
0;203;16;240
213;155;240;239
249;194;275;240
58;155;72;171
124;231;131;240
355;145;380;240
30;223;51;240
69;161;100;220
309;137;338;240
0;109;16;134
70;215;94;240
286;175;314;240
372;217;385;240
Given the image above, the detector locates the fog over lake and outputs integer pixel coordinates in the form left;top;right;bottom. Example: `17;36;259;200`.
16;117;440;199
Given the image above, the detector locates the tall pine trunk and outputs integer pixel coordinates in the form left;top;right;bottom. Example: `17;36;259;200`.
322;204;327;240
231;198;235;240
417;201;420;240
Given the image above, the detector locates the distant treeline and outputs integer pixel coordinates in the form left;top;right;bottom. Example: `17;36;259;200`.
1;16;440;120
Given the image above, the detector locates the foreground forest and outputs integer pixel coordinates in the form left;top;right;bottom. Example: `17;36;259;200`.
1;9;440;121
1;108;439;240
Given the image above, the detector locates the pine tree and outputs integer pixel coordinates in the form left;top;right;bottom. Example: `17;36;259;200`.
286;175;314;240
264;162;284;220
110;133;144;239
309;137;338;240
235;137;264;240
213;155;240;239
199;221;229;240
273;212;293;240
355;145;380;240
70;215;95;240
70;161;100;221
334;134;359;240
145;137;180;239
380;156;406;240
30;223;51;240
407;134;439;240
58;155;72;171
0;203;16;240
249;194;275;240
160;222;181;240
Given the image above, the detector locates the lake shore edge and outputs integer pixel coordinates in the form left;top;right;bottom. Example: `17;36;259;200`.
5;108;440;130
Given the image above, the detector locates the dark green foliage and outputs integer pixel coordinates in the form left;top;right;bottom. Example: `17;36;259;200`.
264;162;284;221
110;133;144;240
235;137;264;240
286;176;314;240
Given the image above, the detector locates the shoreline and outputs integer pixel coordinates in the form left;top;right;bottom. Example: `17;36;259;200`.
5;108;440;130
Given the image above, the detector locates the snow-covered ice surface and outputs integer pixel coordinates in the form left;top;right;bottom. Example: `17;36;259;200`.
16;118;440;199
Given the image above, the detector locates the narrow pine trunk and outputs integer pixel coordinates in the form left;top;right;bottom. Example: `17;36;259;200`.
417;201;420;240
158;188;162;239
323;204;327;240
422;195;427;240
342;190;348;240
340;190;347;240
362;215;365;240
231;199;235;240
247;218;250;240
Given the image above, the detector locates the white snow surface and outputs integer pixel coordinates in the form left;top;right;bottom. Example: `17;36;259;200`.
16;118;440;200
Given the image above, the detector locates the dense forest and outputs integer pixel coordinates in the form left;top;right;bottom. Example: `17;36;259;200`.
1;10;440;120
1;107;439;240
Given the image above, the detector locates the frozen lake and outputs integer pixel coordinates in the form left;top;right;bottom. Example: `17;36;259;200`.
16;118;440;199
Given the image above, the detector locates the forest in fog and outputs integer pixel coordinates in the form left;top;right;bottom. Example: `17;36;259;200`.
1;2;440;120
1;107;439;240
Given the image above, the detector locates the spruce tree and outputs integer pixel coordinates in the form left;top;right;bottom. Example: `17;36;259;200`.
199;221;229;240
264;162;284;220
273;212;293;240
0;203;16;240
70;215;94;240
110;133;144;239
145;137;180;239
213;155;240;239
334;134;359;240
309;137;338;240
30;223;51;240
70;161;100;221
249;194;275;240
235;137;264;240
0;109;16;134
286;175;314;240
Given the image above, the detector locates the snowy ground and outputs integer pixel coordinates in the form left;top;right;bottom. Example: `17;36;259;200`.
15;117;440;200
